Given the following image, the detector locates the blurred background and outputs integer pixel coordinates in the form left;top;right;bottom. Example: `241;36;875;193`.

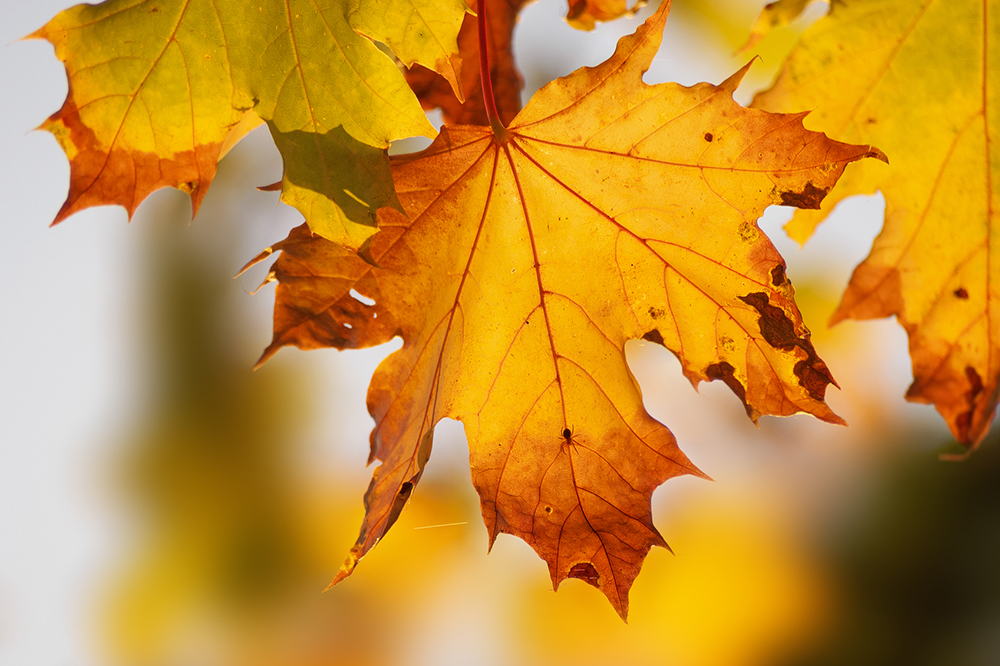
2;1;998;665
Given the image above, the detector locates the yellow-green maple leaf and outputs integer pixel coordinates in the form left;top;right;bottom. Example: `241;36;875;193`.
32;0;453;248
348;0;469;100
753;0;1000;448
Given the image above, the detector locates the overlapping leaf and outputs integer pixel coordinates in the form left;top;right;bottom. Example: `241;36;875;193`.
566;0;645;31
406;0;529;126
249;0;881;617
752;0;1000;448
33;0;465;248
738;0;822;53
404;0;643;126
349;0;469;98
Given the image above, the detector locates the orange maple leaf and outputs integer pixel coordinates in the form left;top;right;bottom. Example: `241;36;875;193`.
247;0;881;618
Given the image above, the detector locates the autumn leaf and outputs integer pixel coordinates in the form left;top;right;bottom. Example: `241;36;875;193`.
348;0;469;100
752;0;1000;449
31;0;462;248
737;0;823;53
247;0;880;618
243;224;401;359
404;0;643;126
566;0;645;32
406;0;530;126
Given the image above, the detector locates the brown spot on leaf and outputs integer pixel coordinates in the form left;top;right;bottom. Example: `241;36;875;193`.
704;132;713;142
954;287;969;299
955;366;984;443
706;361;751;418
381;481;414;534
779;182;830;210
568;562;600;588
770;264;787;286
648;306;665;319
738;221;757;242
739;292;797;350
794;360;833;402
740;291;837;400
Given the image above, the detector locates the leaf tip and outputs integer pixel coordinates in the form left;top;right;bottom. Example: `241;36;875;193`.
357;234;382;267
235;247;275;278
866;146;889;164
22;25;49;43
327;546;363;590
253;343;281;371
720;59;756;94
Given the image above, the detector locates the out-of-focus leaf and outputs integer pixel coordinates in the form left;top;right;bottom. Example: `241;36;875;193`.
566;0;645;31
753;0;1000;448
738;0;823;53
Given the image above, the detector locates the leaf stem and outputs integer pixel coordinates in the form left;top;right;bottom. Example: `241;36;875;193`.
478;0;510;141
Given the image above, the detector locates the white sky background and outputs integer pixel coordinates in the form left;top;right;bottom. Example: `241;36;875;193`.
0;1;947;664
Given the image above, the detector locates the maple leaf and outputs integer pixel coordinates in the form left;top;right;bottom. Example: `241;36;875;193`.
737;0;822;53
406;0;530;126
31;0;463;248
752;0;1000;449
566;0;645;31
246;0;881;618
404;0;642;126
348;0;469;99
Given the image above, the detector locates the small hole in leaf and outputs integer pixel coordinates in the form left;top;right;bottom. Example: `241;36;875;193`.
350;288;376;306
568;562;600;587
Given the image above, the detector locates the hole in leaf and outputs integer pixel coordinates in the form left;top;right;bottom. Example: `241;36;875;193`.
568;562;600;587
350;288;376;306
